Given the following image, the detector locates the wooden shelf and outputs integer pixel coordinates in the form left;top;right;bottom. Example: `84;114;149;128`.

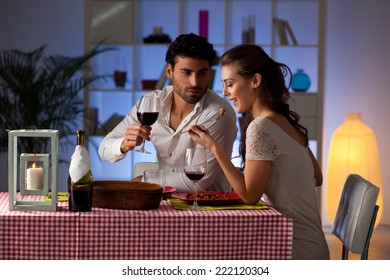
84;0;325;180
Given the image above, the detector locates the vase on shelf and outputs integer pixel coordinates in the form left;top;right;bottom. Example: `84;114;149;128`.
291;69;310;92
114;70;126;88
113;56;127;88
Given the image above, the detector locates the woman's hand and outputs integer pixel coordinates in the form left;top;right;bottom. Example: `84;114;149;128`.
188;125;217;150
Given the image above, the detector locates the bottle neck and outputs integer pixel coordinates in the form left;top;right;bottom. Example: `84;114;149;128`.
76;130;85;146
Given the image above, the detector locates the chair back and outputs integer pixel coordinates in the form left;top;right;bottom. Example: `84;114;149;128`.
332;174;379;256
133;162;159;178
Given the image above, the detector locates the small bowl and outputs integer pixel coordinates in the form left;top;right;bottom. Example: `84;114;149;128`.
92;181;163;210
141;79;158;90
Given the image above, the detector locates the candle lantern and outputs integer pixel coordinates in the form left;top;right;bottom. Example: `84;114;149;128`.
8;129;58;211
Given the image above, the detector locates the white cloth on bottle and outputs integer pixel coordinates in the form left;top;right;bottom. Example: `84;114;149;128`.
69;145;91;183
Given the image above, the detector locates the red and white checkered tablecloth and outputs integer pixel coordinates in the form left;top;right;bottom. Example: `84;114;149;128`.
0;192;293;260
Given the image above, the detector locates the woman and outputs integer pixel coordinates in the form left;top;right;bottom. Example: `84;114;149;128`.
188;44;330;260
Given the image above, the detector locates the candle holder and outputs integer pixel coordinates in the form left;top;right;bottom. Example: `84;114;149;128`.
8;129;59;211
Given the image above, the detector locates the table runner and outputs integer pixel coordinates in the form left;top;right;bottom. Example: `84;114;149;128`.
167;198;269;211
0;192;293;260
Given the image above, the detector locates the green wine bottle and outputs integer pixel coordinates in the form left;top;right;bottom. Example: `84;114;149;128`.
68;130;93;212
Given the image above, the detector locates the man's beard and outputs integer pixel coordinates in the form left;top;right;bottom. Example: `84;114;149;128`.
173;84;206;104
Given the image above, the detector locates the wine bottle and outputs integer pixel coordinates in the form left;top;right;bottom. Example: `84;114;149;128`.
68;130;93;212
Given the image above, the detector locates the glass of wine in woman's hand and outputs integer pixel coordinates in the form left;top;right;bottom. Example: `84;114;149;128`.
184;147;208;210
135;95;160;154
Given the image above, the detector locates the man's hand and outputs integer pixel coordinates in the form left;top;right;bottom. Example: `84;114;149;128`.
120;124;152;153
131;175;143;182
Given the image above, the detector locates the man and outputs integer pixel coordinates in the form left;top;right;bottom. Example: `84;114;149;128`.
98;33;237;192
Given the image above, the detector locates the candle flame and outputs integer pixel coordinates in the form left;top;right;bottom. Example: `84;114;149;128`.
32;162;37;169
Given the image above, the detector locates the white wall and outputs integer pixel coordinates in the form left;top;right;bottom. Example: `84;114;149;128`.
0;0;84;192
0;0;83;54
0;0;389;226
323;0;390;226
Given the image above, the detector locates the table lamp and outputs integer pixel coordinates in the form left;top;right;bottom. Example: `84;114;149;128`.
326;113;383;227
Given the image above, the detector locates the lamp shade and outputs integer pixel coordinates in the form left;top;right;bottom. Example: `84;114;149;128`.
326;113;383;227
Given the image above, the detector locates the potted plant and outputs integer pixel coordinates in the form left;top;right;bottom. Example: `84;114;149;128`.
0;44;112;158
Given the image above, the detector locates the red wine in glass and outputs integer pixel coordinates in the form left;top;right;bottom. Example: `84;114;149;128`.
184;147;207;210
135;95;160;154
136;112;159;126
185;171;205;182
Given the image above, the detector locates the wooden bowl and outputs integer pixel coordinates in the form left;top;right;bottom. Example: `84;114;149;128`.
92;181;163;210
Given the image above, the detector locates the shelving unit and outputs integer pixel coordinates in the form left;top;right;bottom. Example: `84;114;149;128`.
83;0;325;181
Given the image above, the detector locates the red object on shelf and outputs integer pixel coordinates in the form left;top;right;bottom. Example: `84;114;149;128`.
141;79;158;90
114;70;127;87
199;10;208;40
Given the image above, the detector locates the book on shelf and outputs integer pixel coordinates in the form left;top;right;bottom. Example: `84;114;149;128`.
273;18;298;46
95;113;125;135
242;15;255;44
155;65;168;90
85;107;98;135
273;18;288;45
282;19;298;45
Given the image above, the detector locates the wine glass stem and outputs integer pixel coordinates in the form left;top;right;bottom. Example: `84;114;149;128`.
193;181;199;207
193;200;199;208
140;139;145;152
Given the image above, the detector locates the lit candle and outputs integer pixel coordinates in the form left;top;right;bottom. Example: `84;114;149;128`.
26;162;44;190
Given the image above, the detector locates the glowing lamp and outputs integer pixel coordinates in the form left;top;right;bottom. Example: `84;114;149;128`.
326;113;383;227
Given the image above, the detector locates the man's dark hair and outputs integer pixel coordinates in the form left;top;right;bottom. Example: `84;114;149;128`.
165;33;218;68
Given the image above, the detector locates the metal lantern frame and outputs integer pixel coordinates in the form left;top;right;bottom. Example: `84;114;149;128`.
8;129;59;211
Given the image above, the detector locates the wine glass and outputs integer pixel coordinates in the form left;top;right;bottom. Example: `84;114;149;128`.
184;147;207;210
135;95;160;154
143;169;166;192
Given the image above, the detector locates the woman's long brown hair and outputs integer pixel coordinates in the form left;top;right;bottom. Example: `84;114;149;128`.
220;44;308;167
